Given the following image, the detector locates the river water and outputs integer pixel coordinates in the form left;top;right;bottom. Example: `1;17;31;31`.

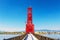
40;34;60;40
0;34;21;40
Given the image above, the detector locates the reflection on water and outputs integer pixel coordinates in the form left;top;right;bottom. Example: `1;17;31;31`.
0;34;20;40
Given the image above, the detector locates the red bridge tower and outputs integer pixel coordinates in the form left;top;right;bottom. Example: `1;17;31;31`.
26;7;34;34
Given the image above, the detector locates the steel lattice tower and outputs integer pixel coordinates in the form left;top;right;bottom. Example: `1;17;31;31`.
26;7;34;34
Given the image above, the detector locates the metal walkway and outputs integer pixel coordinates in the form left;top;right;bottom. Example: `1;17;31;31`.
23;33;38;40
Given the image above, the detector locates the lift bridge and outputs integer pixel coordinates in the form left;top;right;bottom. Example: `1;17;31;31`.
4;7;59;40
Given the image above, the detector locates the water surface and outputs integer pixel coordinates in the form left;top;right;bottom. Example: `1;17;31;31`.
40;34;60;39
0;34;20;40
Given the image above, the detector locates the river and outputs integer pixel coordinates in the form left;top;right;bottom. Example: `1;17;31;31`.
0;34;21;40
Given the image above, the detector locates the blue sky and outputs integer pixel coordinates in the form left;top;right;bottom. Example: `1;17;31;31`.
0;0;60;32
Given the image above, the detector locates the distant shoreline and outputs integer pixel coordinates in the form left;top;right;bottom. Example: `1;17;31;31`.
0;32;60;34
0;32;25;34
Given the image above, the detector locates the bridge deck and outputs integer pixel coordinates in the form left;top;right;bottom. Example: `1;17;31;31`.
4;34;58;40
23;33;38;40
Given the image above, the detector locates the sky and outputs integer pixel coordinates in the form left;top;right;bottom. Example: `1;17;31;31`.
0;0;60;32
